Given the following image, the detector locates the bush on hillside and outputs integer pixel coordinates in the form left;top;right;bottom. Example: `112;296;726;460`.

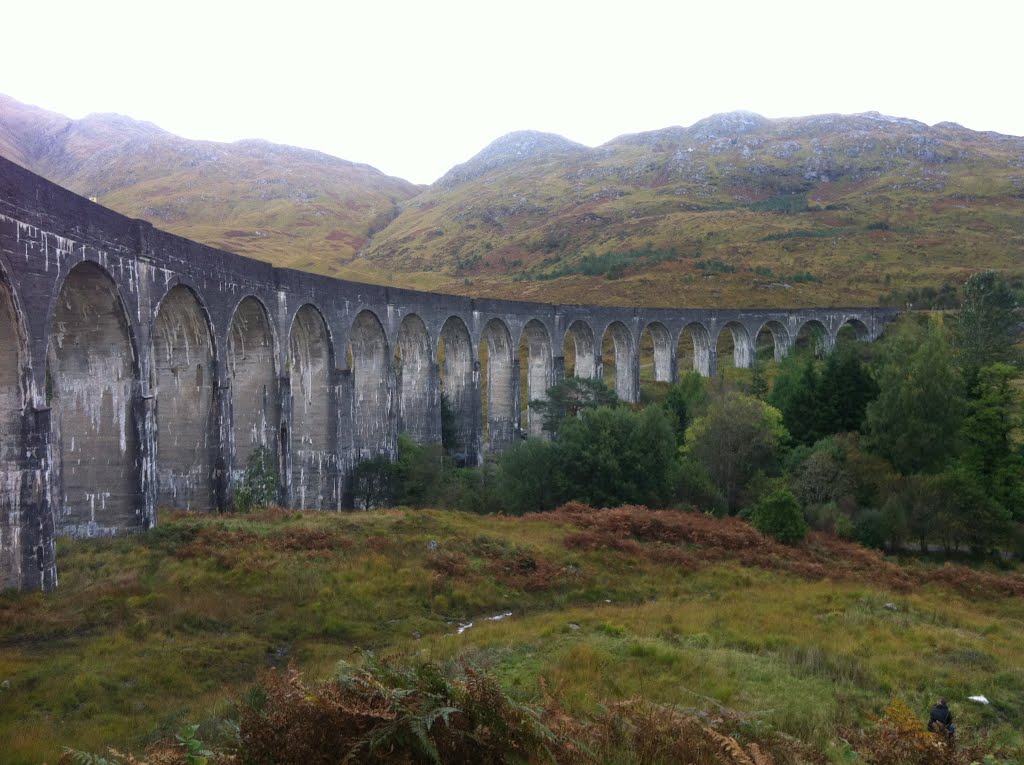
351;455;398;510
750;488;808;545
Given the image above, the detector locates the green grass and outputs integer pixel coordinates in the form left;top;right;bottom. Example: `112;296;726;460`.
2;507;1023;763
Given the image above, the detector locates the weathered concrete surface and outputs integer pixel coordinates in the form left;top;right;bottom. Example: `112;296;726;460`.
0;155;899;590
288;305;338;510
153;285;216;511
48;262;144;537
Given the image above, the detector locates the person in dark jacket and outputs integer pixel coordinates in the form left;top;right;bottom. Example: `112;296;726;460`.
928;697;955;736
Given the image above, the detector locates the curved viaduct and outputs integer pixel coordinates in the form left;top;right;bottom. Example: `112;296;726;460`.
0;156;898;590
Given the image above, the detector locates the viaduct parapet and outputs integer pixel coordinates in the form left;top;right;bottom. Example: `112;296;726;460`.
0;156;898;590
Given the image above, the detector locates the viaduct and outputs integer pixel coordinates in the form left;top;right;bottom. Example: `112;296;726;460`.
0;156;898;591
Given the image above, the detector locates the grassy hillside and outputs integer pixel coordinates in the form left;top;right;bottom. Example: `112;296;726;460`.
2;506;1022;763
0;94;422;273
365;115;1024;307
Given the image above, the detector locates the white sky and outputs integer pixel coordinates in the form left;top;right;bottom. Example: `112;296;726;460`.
3;0;1021;184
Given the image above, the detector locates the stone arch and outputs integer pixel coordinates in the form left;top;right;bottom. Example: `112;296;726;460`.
754;320;791;363
795;319;831;356
438;316;475;463
395;314;437;444
289;304;338;510
563;320;597;379
0;273;28;587
834;317;870;347
677;322;712;377
519;319;553;437
349;309;392;457
47;261;142;536
601;321;636;401
480;318;517;452
716;321;753;369
640;322;673;383
152;285;216;511
228;296;280;494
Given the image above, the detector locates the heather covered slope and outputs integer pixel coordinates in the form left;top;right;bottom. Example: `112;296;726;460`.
0;94;422;273
2;507;1022;763
365;114;1024;306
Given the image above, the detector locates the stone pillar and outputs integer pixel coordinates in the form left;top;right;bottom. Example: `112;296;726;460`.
626;345;640;403
552;355;566;387
470;360;483;467
217;377;234;512
278;374;293;507
20;406;56;590
336;368;356;508
134;392;158;529
427;359;442;444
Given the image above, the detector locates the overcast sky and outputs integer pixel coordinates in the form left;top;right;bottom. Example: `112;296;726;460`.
3;0;1020;184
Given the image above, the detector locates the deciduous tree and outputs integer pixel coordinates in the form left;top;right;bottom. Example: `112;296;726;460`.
683;391;788;513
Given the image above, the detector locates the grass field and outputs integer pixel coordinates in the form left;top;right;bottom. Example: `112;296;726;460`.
2;505;1022;763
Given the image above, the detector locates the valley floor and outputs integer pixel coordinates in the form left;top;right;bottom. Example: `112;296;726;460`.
1;506;1022;763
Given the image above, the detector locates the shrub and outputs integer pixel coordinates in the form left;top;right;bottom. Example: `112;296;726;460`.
233;446;277;513
351;455;398;510
854;508;889;550
750;488;808;545
395;434;445;507
496;439;561;514
238;656;562;765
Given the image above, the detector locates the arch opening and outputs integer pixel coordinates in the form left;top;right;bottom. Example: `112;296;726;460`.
228;297;280;495
518;319;553;437
153;286;215;511
349;310;391;458
755;320;790;363
640;322;672;384
480;318;517;453
795;319;830;357
438;317;475;464
601;321;635;401
716;322;753;370
835;318;870;348
563;320;597;379
289;304;338;510
47;262;141;535
677;322;712;377
395;314;437;444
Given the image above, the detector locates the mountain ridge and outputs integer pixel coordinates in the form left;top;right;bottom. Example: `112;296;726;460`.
0;94;423;273
362;108;1024;306
1;93;1021;307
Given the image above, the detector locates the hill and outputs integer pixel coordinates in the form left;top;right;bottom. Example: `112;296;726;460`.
2;506;1022;763
365;113;1024;307
0;94;422;273
2;94;1022;307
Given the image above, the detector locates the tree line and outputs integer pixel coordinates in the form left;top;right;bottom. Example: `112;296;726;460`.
351;271;1022;554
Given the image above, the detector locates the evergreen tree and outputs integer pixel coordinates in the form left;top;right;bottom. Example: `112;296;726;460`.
770;357;822;446
954;270;1022;382
819;345;879;434
865;316;966;474
748;361;769;400
961;363;1024;519
662;371;706;442
530;376;618;436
